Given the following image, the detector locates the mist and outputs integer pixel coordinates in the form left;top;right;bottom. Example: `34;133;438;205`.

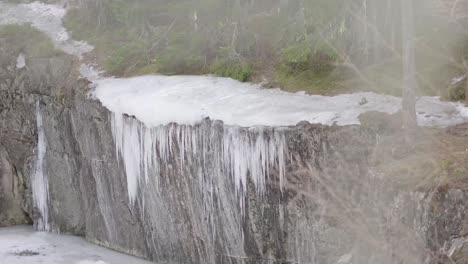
1;1;468;264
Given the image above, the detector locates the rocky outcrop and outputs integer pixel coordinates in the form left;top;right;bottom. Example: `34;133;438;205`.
0;144;30;226
1;37;468;264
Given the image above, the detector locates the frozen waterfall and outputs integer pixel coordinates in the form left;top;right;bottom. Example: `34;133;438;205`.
95;74;468;207
112;113;287;208
32;102;50;231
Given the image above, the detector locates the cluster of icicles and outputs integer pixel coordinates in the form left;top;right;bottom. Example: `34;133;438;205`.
111;113;287;208
32;102;50;231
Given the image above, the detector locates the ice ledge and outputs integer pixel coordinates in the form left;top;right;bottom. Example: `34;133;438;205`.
93;75;468;128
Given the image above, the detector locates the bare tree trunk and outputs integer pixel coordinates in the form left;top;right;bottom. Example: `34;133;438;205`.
401;0;418;131
369;0;380;63
363;0;369;62
466;70;468;106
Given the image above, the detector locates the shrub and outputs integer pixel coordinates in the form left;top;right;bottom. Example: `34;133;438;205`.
280;40;338;74
281;42;311;71
448;82;466;101
210;59;252;82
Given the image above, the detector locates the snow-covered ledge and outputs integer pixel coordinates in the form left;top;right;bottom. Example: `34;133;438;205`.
93;75;468;128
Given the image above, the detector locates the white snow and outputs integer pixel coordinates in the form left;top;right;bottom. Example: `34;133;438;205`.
0;226;152;264
78;261;108;264
16;53;26;69
0;1;93;58
32;102;50;231
79;64;103;81
93;75;468;128
451;75;466;85
337;253;353;264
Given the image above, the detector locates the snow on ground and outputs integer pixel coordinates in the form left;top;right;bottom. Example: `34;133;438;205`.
0;226;152;264
79;64;104;81
0;1;92;58
93;75;468;128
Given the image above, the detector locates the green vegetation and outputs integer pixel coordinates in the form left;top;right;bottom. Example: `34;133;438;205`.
209;48;253;82
0;24;59;57
211;60;252;82
63;0;350;83
273;40;344;93
63;0;468;99
448;82;466;101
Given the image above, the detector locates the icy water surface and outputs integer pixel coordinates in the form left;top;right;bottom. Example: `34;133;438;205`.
0;226;152;264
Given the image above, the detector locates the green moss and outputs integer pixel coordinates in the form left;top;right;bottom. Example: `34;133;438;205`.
273;41;344;94
210;58;252;82
0;24;59;57
274;67;339;94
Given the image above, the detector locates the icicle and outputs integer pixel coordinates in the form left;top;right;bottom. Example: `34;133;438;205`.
111;113;288;210
33;102;50;231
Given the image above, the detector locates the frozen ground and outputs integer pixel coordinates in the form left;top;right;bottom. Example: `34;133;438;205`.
0;226;152;264
93;75;468;128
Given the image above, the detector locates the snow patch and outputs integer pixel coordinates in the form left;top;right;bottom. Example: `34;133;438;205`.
16;53;25;69
451;75;466;85
337;253;353;263
78;261;108;264
416;97;468;127
79;64;104;81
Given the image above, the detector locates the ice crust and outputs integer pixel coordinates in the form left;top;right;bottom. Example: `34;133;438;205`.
93;75;468;128
0;226;152;264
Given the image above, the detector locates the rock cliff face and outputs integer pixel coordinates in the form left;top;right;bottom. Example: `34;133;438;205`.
1;40;468;263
